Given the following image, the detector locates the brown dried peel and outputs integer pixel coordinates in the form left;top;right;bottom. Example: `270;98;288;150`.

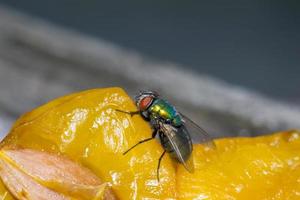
0;149;113;200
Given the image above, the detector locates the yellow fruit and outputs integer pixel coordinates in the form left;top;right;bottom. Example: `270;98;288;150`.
177;130;300;200
1;87;300;199
1;88;176;199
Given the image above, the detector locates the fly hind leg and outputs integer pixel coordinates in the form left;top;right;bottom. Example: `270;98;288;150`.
157;150;166;182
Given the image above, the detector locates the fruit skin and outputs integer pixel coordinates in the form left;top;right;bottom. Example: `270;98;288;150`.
0;149;110;200
0;88;176;200
177;130;300;200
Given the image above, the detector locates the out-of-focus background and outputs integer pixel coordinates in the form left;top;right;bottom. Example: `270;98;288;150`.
0;1;299;139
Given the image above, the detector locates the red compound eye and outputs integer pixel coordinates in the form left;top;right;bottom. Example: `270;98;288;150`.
139;96;153;111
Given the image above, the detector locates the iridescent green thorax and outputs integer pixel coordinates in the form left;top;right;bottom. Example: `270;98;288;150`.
149;99;182;126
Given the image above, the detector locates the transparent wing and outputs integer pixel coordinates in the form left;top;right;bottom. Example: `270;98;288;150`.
159;122;194;173
179;113;216;149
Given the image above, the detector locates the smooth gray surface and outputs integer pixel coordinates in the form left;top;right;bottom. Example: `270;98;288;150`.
0;6;300;139
0;1;299;103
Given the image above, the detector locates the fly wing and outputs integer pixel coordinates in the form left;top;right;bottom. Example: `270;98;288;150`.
179;113;216;149
159;122;194;173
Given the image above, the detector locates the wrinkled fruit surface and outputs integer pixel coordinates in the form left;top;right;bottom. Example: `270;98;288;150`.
0;87;300;200
177;130;300;200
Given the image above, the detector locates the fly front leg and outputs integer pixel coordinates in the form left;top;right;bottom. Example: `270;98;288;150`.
123;129;158;155
115;109;140;117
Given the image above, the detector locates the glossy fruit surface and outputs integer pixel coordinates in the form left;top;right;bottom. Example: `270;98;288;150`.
1;88;176;199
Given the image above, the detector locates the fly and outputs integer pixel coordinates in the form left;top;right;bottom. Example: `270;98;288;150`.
116;91;215;181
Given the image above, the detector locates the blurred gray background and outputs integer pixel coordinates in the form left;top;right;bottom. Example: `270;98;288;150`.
0;1;299;139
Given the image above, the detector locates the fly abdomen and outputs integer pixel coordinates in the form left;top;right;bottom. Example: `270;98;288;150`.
159;125;192;163
159;132;175;154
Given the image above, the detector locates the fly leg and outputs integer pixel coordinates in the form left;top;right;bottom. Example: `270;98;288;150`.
123;130;158;155
115;109;140;117
157;150;166;182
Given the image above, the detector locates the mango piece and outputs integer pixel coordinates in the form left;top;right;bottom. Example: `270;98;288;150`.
1;88;176;199
177;130;300;200
1;87;300;199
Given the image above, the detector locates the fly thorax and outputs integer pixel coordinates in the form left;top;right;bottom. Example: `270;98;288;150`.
149;99;177;123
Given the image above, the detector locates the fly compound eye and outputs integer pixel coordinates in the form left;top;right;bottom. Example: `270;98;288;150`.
139;96;153;111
